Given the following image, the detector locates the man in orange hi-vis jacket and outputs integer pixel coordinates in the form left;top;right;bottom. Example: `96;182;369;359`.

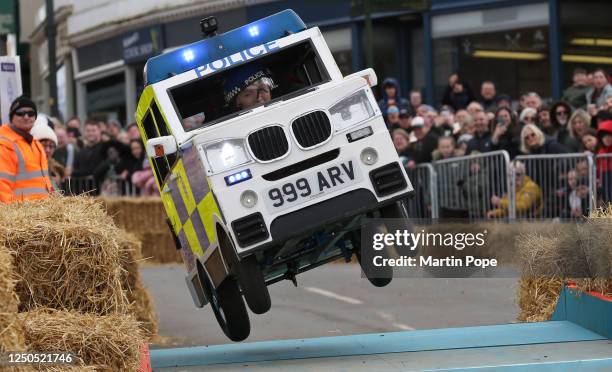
0;96;52;203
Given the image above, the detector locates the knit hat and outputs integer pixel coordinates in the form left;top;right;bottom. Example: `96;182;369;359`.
411;116;425;128
9;96;37;121
387;106;399;115
31;120;58;146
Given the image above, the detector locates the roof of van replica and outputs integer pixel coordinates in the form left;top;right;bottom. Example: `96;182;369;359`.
145;9;306;85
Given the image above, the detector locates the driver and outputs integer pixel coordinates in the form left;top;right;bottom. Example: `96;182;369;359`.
224;64;275;110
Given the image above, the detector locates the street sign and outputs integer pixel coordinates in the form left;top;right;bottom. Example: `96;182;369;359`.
123;26;164;64
0;56;23;124
0;1;15;35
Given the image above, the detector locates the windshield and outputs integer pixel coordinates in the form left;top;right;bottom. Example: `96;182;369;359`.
169;40;330;132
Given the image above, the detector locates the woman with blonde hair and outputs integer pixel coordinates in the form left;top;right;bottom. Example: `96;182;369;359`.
520;124;569;217
568;109;591;151
520;124;568;155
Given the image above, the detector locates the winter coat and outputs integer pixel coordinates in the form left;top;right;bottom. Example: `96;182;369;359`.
377;78;409;116
488;176;542;218
562;85;589;109
466;132;494;155
586;84;612;108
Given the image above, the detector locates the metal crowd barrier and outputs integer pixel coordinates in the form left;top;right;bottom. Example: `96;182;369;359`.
433;151;513;221
55;152;610;219
60;176;138;197
405;163;438;220
513;153;595;220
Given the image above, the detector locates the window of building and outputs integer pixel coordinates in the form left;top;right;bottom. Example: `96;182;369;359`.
433;27;551;102
86;73;126;124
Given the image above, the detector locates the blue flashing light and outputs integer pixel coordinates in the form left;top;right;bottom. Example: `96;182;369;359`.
145;10;306;85
224;169;252;186
248;26;259;37
183;49;195;62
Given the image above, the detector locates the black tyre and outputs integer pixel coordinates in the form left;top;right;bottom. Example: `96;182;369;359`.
356;250;392;287
236;255;271;314
218;230;271;315
355;201;410;287
198;264;250;342
379;199;410;219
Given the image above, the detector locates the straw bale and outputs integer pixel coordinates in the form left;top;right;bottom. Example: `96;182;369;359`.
117;231;143;292
100;197;167;233
0;245;26;354
0;246;19;313
128;284;158;339
516;206;612;321
115;231;158;339
139;231;182;264
516;278;564;322
99;197;182;264
20;308;144;372
0;196;128;315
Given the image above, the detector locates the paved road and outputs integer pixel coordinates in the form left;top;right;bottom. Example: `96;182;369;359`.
140;263;519;348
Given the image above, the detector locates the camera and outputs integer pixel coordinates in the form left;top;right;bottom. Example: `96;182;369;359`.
200;16;218;38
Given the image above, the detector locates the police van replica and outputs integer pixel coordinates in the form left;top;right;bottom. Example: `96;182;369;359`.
136;10;413;341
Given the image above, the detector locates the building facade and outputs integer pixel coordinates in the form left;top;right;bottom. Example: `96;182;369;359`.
26;0;612;125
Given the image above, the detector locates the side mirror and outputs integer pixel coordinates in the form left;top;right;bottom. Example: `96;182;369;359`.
345;68;378;87
146;136;177;158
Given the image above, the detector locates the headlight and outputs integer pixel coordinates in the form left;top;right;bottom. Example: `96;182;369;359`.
329;90;375;132
201;139;251;174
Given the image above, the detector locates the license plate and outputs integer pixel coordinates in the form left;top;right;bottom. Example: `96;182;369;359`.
264;159;362;213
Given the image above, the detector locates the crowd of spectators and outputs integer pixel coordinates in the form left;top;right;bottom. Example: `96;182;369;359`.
33;116;156;196
380;67;612;217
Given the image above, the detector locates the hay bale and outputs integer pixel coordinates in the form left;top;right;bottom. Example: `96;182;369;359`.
0;245;26;354
100;197;182;264
0;246;19;313
117;231;143;292
116;231;159;339
140;231;182;264
517;278;564;322
129;284;158;338
21;308;144;372
0;196;128;315
516;206;612;321
100;197;167;233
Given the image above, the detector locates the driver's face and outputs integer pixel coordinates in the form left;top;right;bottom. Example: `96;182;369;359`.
236;79;272;109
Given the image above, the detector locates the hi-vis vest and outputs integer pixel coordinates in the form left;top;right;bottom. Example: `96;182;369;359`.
0;124;52;203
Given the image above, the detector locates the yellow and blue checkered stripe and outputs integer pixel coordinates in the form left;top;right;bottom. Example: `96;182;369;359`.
136;86;222;270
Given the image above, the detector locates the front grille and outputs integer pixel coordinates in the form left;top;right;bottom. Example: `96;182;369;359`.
231;212;269;247
369;162;407;197
248;126;289;162
291;111;332;149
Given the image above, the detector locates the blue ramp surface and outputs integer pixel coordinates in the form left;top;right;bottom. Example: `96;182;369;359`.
151;321;606;368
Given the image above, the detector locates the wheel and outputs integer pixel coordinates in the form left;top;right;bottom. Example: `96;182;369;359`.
355;200;411;287
198;263;250;342
235;255;271;314
218;230;271;314
379;199;410;219
356;249;392;287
